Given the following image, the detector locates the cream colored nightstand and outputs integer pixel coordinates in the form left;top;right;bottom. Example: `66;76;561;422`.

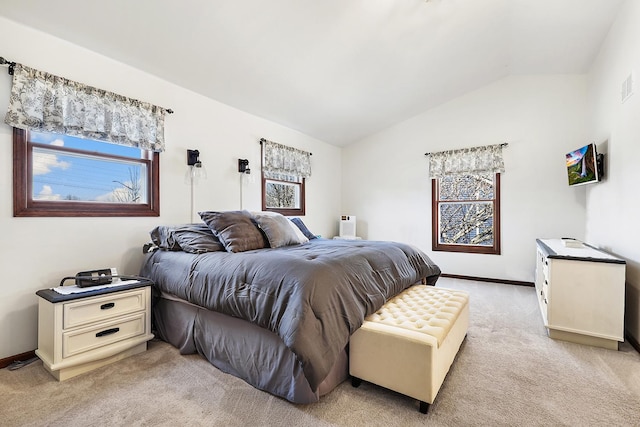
35;281;154;381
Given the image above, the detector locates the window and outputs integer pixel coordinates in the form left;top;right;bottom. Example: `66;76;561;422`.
13;128;159;217
260;138;310;216
262;176;305;216
431;173;500;254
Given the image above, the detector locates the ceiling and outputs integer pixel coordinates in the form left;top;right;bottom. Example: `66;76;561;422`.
0;0;624;146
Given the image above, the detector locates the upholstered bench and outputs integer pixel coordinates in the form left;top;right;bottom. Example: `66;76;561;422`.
349;285;469;413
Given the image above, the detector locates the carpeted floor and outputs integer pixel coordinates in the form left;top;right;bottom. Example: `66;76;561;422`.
2;278;640;426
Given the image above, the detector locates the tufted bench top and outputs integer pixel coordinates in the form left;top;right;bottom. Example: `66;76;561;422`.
366;286;469;347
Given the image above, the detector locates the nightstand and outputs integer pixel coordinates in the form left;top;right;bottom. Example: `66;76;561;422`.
35;280;154;381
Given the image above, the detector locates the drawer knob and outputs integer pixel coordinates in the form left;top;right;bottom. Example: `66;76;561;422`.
95;327;120;338
100;302;115;310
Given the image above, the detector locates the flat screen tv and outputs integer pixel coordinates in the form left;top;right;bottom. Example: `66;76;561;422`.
566;143;600;186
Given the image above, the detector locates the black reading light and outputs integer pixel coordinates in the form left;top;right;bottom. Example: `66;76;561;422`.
238;158;250;174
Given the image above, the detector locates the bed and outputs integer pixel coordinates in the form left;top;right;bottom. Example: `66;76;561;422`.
140;210;441;403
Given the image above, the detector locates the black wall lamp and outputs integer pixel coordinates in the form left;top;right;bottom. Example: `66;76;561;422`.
238;159;250;174
186;149;207;222
187;149;202;167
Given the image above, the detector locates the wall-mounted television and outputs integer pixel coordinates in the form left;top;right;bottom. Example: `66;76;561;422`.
565;143;602;186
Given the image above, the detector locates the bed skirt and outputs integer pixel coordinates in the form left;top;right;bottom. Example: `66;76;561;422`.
153;293;349;404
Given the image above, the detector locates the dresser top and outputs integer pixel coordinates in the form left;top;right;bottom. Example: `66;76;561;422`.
537;239;625;264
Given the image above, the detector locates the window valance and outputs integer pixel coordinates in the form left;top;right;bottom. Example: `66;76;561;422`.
261;138;312;180
4;63;170;152
428;143;506;178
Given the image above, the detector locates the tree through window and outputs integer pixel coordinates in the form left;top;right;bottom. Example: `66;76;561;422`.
432;173;500;254
13;129;159;217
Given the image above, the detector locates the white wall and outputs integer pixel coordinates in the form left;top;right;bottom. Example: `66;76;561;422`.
586;1;640;343
0;17;341;359
342;75;589;282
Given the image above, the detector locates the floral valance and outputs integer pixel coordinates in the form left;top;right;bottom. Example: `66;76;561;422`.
261;138;312;180
4;63;169;152
428;143;506;178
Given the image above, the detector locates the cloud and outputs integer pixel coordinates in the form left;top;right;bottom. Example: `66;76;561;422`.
33;151;71;175
97;180;144;203
34;185;61;201
50;138;65;147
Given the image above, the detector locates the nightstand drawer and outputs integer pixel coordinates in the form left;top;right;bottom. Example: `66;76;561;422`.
63;289;146;329
63;312;146;358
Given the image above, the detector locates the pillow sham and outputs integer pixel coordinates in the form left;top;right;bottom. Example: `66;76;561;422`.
150;225;182;251
150;224;224;253
287;218;310;244
172;224;224;254
290;217;317;240
253;212;308;248
199;210;266;253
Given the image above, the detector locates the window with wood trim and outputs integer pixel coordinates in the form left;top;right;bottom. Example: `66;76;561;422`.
261;176;306;216
13;128;159;217
431;173;500;254
260;139;308;216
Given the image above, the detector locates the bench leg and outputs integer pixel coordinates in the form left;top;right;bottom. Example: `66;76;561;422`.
419;401;430;414
351;376;362;388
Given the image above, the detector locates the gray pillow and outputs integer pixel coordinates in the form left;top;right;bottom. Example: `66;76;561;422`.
253;212;308;248
150;225;182;251
172;224;224;253
199;210;266;253
150;224;224;253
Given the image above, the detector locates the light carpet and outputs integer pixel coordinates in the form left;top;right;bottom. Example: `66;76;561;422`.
2;278;640;426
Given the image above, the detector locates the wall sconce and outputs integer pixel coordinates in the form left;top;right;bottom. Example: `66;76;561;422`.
186;149;207;180
186;149;207;222
187;149;201;167
238;158;255;210
238;158;250;174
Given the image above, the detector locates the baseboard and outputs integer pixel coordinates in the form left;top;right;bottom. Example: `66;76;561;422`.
441;273;534;287
0;350;37;369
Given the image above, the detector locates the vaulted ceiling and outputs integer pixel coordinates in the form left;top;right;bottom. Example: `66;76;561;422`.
0;0;624;146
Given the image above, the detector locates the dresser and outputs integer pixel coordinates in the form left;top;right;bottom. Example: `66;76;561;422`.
35;280;154;380
535;239;626;350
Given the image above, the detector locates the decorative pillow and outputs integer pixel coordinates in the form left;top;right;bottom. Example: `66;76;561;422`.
290;217;317;240
149;224;224;253
253;212;308;248
172;224;224;254
150;225;182;251
287;219;310;244
199;210;266;253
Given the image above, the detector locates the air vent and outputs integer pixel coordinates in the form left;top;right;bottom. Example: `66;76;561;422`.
621;72;634;103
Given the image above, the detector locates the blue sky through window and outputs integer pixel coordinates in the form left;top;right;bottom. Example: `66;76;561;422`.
30;132;147;203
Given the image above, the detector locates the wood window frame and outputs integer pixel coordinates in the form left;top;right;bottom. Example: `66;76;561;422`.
260;142;306;216
13;128;160;217
261;176;306;216
431;173;501;255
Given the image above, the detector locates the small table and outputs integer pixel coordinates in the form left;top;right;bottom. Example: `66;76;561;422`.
35;279;154;381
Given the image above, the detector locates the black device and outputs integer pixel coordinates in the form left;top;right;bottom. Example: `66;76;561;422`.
74;268;114;287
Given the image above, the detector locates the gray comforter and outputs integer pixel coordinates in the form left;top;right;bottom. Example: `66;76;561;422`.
141;238;440;391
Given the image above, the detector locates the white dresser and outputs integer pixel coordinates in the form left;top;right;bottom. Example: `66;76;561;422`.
535;239;626;350
36;281;154;380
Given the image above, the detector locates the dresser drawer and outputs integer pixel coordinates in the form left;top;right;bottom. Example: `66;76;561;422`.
63;289;146;329
62;312;146;358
